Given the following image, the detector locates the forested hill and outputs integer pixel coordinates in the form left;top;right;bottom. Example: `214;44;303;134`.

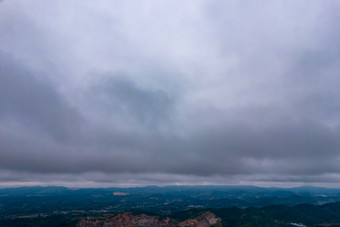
2;186;340;226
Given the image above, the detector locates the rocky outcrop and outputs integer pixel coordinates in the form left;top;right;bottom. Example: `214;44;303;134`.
78;211;220;227
78;212;176;227
178;212;221;227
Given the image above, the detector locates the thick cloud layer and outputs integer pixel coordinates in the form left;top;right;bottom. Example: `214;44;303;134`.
1;0;340;186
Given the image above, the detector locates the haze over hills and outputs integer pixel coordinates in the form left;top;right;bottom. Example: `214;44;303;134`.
1;186;340;226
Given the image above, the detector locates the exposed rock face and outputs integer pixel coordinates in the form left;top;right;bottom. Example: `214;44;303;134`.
78;212;176;227
112;192;129;196
178;212;221;227
78;211;220;227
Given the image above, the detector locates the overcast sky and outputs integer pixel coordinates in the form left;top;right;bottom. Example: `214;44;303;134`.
1;0;340;187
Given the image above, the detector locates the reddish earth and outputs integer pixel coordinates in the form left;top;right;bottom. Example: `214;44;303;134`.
178;212;221;227
78;211;220;227
112;192;130;196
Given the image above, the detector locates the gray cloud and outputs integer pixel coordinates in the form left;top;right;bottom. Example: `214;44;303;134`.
89;74;175;127
1;0;340;186
0;52;83;141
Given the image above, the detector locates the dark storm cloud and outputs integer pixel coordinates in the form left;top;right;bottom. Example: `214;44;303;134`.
89;74;174;127
0;52;83;141
1;0;340;186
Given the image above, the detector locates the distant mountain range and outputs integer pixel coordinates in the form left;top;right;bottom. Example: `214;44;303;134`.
2;185;340;226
